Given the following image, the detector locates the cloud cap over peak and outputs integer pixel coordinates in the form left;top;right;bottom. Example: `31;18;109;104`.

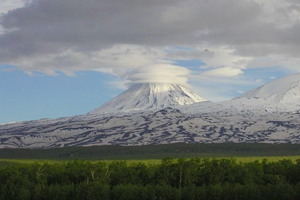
127;64;190;87
1;0;300;101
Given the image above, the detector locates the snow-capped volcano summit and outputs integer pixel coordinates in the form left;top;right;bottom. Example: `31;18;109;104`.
236;73;300;104
89;83;206;114
226;73;300;112
4;74;300;149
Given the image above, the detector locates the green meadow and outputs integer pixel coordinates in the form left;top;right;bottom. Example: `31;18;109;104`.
1;155;300;168
1;143;300;167
1;143;300;160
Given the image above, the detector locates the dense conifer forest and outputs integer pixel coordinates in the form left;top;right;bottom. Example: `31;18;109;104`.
2;158;300;200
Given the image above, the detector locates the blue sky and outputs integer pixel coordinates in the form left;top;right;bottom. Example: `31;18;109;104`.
0;63;293;124
0;0;299;123
0;66;123;123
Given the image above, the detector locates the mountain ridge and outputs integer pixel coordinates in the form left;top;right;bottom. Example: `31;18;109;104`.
235;73;300;103
2;73;300;148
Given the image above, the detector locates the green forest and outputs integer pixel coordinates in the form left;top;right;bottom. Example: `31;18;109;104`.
1;158;300;200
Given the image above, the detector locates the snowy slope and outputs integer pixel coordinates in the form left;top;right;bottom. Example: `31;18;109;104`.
89;83;206;114
176;73;300;115
237;73;300;104
217;73;300;113
2;73;300;148
1;107;300;148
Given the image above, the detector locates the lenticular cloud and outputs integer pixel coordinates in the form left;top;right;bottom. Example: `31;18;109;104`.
127;64;190;87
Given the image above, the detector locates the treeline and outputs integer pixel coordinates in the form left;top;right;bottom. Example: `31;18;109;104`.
1;158;300;199
2;143;300;160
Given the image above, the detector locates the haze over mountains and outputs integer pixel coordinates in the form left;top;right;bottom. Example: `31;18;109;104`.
1;73;300;148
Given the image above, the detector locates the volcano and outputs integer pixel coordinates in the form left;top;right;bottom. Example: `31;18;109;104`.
89;83;206;114
222;72;300;113
236;73;300;104
3;74;300;148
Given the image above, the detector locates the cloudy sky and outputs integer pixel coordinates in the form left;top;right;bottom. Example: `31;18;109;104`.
1;0;299;123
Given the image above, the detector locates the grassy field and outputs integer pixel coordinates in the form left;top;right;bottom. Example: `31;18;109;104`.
1;143;300;167
1;143;300;160
1;155;300;168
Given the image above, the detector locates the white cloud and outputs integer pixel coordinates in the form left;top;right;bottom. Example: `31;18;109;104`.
189;74;267;102
24;71;34;77
254;0;300;28
166;49;214;60
255;79;264;83
106;80;130;90
127;64;190;87
11;45;169;77
200;46;252;70
201;67;244;77
0;0;28;15
247;55;300;73
1;0;300;101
